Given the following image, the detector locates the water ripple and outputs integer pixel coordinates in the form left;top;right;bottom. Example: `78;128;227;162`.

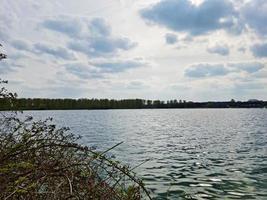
25;109;267;199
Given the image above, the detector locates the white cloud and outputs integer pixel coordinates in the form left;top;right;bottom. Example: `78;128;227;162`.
1;0;267;101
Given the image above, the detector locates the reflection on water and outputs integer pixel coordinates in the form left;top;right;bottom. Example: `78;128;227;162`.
25;109;267;199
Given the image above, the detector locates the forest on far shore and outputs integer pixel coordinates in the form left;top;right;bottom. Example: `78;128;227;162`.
1;98;266;110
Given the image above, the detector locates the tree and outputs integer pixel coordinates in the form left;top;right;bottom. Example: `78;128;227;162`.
0;44;7;60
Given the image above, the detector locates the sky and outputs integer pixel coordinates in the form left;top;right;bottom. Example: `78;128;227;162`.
0;0;267;101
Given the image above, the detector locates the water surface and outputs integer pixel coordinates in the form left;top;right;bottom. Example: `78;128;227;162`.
25;109;267;199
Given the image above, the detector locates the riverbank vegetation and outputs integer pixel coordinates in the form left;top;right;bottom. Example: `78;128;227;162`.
0;97;266;110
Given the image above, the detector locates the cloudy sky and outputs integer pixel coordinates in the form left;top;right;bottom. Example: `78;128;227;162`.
1;0;267;101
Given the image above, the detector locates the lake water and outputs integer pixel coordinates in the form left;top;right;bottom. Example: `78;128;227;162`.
24;109;267;199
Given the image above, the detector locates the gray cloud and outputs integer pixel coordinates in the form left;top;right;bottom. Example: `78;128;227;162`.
42;17;113;39
64;63;103;79
89;18;111;37
68;37;136;57
185;62;265;78
140;0;240;36
93;60;144;73
207;44;229;56
250;43;267;58
229;62;264;73
64;60;145;79
165;33;177;44
10;39;76;60
11;40;31;51
0;60;22;74
0;62;14;74
185;63;229;78
81;18;137;56
34;43;75;60
42;17;136;57
242;0;267;37
42;17;82;38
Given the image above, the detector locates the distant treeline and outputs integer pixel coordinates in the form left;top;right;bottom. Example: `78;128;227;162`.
0;98;266;110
